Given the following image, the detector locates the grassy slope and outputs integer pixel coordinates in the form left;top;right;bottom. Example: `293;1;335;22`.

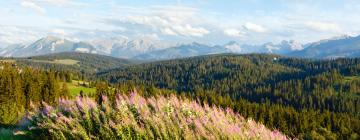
1;59;79;66
29;59;79;65
64;80;96;97
344;76;360;82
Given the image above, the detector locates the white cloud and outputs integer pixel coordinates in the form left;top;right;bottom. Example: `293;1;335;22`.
103;5;210;37
109;14;209;37
25;0;86;7
32;0;70;6
0;26;43;45
124;16;170;28
52;29;67;36
243;22;267;33
161;28;178;36
139;33;160;40
224;28;246;38
172;25;209;37
304;21;341;33
21;1;46;14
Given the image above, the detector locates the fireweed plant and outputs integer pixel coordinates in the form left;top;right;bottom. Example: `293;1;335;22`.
26;91;288;140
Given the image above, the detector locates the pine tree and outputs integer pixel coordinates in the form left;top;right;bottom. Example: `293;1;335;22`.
60;83;71;98
0;64;25;125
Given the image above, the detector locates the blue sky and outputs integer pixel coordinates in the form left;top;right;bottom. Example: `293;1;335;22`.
1;0;360;46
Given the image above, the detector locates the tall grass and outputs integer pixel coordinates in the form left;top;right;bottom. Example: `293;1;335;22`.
26;92;288;140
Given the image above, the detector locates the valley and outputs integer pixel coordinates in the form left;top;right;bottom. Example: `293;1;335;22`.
0;53;359;139
2;1;360;139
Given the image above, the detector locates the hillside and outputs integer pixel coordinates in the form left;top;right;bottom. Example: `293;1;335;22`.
1;52;134;75
98;54;360;139
9;92;288;140
99;54;300;90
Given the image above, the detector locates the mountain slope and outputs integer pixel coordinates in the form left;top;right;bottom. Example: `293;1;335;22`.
239;40;303;54
0;36;169;59
0;36;98;57
90;37;129;54
289;35;360;59
110;37;168;58
0;44;27;57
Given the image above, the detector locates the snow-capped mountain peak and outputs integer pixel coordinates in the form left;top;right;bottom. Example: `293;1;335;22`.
309;34;353;47
1;34;360;60
279;40;303;51
90;37;129;54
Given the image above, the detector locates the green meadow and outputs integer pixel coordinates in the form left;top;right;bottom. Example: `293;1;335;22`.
64;80;96;97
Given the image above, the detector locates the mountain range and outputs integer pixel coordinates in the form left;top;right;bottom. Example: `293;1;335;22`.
1;35;360;60
289;35;360;59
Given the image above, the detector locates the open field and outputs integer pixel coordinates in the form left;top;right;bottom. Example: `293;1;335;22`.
344;76;360;82
64;80;96;96
1;59;79;65
0;60;16;63
28;59;79;65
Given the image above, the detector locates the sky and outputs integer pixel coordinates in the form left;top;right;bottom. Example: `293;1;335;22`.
1;0;360;47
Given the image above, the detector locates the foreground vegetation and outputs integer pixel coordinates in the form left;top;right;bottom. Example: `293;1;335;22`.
22;92;288;140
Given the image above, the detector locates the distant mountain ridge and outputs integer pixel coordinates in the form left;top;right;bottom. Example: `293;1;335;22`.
134;42;232;60
133;40;304;60
1;34;360;60
0;36;97;57
289;35;360;59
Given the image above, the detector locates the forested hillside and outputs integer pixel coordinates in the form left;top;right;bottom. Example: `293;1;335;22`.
99;54;360;139
1;52;134;76
0;63;72;126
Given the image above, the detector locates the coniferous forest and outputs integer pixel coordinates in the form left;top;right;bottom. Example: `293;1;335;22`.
99;54;360;139
0;63;73;126
0;53;359;139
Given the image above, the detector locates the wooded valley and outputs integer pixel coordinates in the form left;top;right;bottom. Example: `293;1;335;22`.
0;53;359;139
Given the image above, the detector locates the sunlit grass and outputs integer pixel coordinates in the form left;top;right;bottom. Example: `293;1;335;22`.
344;76;360;82
29;59;79;65
63;80;96;97
1;59;79;65
0;59;16;63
